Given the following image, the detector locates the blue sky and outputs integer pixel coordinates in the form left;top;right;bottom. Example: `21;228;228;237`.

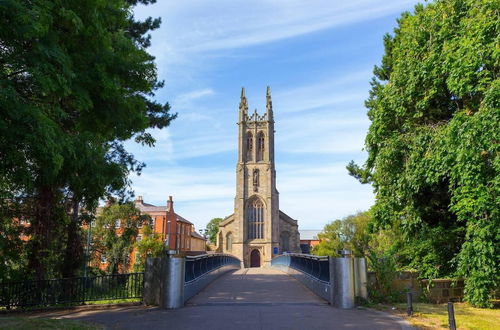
128;0;421;232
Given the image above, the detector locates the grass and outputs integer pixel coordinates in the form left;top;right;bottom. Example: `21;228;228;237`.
0;317;102;330
85;298;140;305
373;302;500;330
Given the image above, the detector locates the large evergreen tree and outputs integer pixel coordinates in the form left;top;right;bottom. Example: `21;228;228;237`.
348;0;499;307
0;0;175;280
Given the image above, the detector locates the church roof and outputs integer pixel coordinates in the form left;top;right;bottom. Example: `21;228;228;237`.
279;210;298;225
219;213;235;226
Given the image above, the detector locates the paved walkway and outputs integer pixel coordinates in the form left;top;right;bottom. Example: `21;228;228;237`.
33;268;413;330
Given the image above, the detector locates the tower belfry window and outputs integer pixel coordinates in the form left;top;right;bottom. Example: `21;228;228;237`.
246;132;253;161
257;132;265;161
247;199;264;239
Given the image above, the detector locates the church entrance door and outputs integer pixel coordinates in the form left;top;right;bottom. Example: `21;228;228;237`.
250;249;260;267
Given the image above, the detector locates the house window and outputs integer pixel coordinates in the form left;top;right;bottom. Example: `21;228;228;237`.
137;234;142;242
247;199;264;239
100;254;107;264
115;219;121;228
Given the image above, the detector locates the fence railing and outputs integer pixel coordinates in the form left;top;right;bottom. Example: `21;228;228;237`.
272;253;330;283
184;254;240;284
0;272;144;309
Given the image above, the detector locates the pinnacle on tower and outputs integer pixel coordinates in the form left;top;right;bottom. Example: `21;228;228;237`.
266;86;274;121
239;87;248;122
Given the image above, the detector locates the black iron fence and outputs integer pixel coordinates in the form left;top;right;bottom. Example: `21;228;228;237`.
272;253;330;283
0;272;143;309
184;254;240;283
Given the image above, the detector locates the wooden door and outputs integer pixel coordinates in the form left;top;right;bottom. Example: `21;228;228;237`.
250;249;260;267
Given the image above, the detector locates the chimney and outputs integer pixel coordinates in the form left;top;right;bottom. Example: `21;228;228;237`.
135;195;143;203
166;195;173;212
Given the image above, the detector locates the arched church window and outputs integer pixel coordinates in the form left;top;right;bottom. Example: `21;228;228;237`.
257;132;265;161
247;198;264;239
226;232;233;252
280;231;290;253
246;132;253;161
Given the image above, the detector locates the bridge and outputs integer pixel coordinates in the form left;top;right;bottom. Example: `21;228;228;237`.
7;253;413;329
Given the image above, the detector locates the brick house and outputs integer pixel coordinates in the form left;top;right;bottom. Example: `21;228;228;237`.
298;229;321;254
94;195;206;271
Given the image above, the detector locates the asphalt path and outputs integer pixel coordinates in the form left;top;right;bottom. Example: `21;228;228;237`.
30;268;414;330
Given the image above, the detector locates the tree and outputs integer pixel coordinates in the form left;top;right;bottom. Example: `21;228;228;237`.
313;211;371;257
133;224;164;272
0;0;175;279
348;0;499;307
92;202;150;274
206;217;223;245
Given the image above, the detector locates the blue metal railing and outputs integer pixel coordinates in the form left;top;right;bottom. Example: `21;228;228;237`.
272;253;330;283
184;254;240;283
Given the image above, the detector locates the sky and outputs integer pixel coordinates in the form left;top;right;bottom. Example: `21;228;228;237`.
127;0;422;232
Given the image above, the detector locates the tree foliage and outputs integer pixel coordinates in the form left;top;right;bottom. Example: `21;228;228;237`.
349;0;499;307
313;211;371;257
92;202;149;274
0;0;175;279
133;224;164;272
206;217;223;245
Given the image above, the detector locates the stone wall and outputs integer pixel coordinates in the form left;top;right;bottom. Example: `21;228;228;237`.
367;271;465;303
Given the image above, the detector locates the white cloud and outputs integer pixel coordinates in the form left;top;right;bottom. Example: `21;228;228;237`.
173;88;215;110
137;0;416;53
122;0;423;231
133;0;418;87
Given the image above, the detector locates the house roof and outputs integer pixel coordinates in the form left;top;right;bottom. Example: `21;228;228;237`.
176;213;193;225
191;231;206;240
299;230;322;241
134;200;166;213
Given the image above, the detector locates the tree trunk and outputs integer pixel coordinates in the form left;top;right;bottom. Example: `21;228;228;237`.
28;185;56;280
61;197;83;278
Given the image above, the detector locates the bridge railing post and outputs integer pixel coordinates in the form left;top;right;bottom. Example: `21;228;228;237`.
160;250;185;309
144;257;162;305
331;249;355;309
354;257;368;301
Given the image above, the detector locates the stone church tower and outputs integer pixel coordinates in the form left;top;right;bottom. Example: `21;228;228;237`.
217;87;300;267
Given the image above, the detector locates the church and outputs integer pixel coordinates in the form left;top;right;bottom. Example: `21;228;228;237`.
217;87;301;267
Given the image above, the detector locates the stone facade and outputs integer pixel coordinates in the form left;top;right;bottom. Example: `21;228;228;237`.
217;87;300;267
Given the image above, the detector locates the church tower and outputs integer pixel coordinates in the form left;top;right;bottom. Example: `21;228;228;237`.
217;87;300;267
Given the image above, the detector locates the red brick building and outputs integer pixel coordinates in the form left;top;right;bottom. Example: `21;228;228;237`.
299;230;321;254
94;196;206;271
133;195;206;253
